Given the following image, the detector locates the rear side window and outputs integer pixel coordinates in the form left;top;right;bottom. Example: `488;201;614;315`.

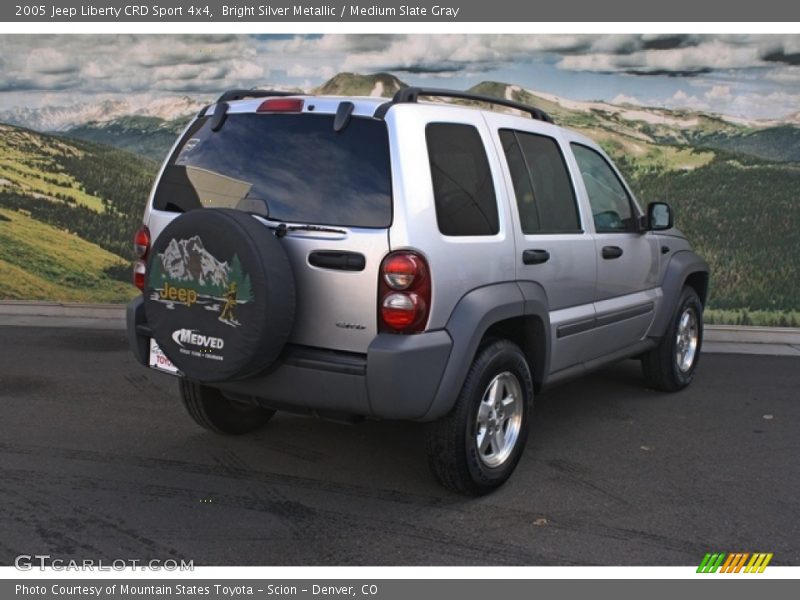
499;129;581;234
426;123;499;236
153;113;392;228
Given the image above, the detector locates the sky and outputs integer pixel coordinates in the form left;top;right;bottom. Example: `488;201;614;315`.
0;34;799;119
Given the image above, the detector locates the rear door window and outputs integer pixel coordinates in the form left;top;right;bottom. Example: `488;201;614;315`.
153;112;393;228
499;129;581;234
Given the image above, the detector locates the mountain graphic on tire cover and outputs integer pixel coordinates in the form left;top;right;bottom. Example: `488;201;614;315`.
162;236;230;289
143;208;295;383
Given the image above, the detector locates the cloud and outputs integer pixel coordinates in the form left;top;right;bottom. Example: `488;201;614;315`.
228;60;265;80
548;35;800;78
611;93;644;106
0;35;266;97
336;35;592;73
287;64;337;80
557;39;764;75
762;50;800;66
25;48;80;76
705;85;732;100
624;68;712;77
641;35;696;51
298;34;792;78
637;86;800;120
258;34;597;76
0;34;798;121
2;34;797;92
764;66;800;83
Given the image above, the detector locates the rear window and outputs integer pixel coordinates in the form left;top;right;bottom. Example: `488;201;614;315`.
153;112;393;228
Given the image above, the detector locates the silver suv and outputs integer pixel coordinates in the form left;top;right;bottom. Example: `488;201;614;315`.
126;87;709;495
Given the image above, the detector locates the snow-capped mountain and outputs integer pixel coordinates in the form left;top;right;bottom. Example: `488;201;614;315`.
160;236;230;288
466;81;795;131
4;73;798;165
0;96;208;132
784;111;800;126
3;73;798;135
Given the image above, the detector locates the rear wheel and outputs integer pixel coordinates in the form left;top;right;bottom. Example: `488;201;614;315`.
642;286;703;391
179;379;275;434
426;339;533;495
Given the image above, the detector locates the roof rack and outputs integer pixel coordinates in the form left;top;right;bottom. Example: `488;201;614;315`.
216;89;298;103
374;87;554;123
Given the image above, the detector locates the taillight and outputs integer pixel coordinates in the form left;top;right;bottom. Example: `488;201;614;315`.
134;225;150;259
257;98;304;113
382;253;421;290
133;260;147;291
132;225;150;291
378;251;431;334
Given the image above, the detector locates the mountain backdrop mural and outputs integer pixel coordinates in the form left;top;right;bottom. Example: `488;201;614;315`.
0;34;798;325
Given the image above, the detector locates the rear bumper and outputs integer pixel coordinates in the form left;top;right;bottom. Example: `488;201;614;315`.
127;296;452;421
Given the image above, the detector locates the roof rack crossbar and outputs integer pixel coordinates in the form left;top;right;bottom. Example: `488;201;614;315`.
216;89;298;103
386;87;554;123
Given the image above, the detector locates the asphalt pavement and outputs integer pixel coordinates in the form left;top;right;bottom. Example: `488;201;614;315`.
1;326;798;566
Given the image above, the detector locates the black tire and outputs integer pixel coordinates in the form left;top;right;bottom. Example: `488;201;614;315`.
426;339;533;496
179;379;275;434
642;286;704;392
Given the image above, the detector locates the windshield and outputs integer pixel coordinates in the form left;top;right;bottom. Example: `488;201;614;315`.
153;112;393;228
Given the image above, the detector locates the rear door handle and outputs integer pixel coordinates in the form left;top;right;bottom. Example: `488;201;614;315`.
602;246;624;260
522;249;550;265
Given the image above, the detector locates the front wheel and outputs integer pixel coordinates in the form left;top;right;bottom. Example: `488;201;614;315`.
642;286;704;392
179;379;275;434
426;339;533;495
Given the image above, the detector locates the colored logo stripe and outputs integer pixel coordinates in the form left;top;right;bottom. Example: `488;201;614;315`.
698;553;773;573
720;553;749;573
745;553;773;573
697;553;726;573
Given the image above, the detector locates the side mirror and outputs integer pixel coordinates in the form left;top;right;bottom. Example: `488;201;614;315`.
647;202;673;231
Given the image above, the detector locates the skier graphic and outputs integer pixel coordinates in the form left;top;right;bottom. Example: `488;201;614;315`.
219;281;238;323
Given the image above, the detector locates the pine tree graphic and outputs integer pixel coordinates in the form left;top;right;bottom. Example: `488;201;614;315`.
148;256;166;291
228;255;253;303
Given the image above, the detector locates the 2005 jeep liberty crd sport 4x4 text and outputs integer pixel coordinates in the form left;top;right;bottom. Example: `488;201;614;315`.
127;87;709;495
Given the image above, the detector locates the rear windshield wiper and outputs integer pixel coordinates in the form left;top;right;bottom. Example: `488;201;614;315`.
273;223;347;238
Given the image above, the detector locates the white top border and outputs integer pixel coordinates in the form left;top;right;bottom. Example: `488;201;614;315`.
0;21;799;34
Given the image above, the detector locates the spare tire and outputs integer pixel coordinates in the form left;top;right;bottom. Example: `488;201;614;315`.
143;208;295;382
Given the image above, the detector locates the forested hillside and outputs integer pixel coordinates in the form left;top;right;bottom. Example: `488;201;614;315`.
626;158;800;313
0;123;156;301
66;115;190;163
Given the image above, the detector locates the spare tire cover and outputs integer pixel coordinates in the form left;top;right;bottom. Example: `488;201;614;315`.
143;208;295;382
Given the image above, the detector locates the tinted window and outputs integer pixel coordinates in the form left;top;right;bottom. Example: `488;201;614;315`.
571;144;636;233
153;113;392;228
500;130;581;234
426;123;499;236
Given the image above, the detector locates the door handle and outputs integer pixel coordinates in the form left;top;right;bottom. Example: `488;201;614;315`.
602;246;624;259
522;249;550;265
308;251;366;271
